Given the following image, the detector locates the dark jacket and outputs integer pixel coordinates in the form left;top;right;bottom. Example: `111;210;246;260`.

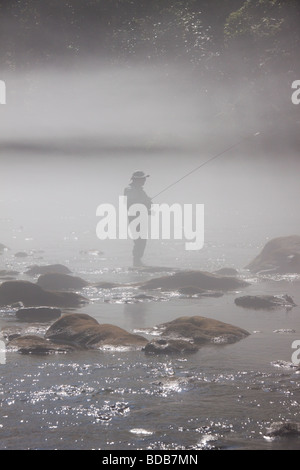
124;184;151;213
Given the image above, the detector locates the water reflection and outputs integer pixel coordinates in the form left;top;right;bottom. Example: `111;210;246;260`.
123;301;149;329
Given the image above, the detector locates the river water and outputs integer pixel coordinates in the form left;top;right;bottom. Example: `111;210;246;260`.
1;149;300;450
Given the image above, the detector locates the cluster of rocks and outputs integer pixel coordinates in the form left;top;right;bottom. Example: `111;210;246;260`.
5;313;147;354
0;261;252;309
3;313;250;356
1;235;300;358
1;237;300;450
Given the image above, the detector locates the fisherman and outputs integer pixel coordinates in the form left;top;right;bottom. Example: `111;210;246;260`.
124;170;151;267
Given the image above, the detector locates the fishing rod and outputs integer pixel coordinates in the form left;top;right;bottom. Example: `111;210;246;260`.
151;132;260;201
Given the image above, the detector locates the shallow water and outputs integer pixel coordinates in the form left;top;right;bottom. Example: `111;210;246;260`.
1;232;300;450
1;150;300;450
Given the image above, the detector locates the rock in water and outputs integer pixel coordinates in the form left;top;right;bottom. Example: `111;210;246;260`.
37;273;89;291
142;316;249;355
265;422;300;438
16;307;62;322
246;235;300;274
0;326;23;341
25;264;72;276
45;313;148;349
140;270;249;292
7;335;76;355
143;338;199;355
155;315;250;346
45;313;99;346
234;295;296;310
177;286;207;295
0;280;87;308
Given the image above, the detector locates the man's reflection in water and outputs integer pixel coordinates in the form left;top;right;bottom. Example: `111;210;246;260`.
123;301;149;330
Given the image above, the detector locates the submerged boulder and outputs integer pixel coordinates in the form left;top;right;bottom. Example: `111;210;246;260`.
235;294;296;310
37;273;89;291
0;280;87;308
25;264;72;276
246;235;300;274
16;307;62;322
7;335;76;355
45;313;148;350
140;270;249;292
144;338;199;355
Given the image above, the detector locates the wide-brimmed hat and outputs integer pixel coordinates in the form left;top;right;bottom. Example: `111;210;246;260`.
130;170;150;180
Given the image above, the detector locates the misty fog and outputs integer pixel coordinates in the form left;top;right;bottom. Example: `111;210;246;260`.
1;62;300;269
2;1;300;452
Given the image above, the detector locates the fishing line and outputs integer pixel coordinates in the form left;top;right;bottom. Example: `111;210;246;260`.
151;132;260;201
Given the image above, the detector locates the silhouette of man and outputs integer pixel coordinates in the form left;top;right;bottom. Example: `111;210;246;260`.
124;171;151;267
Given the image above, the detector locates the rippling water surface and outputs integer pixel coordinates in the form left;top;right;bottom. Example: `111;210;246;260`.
1;241;300;450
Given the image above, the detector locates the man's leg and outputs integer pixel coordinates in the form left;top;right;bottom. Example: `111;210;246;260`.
133;238;147;266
